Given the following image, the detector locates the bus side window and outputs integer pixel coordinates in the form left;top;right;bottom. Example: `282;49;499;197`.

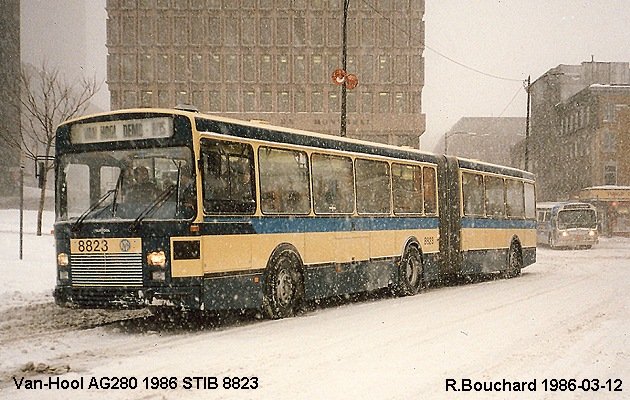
524;182;536;218
462;172;484;216
485;175;505;217
258;146;310;214
312;153;354;214
423;166;437;215
356;158;390;214
201;138;255;214
506;179;525;218
392;163;422;214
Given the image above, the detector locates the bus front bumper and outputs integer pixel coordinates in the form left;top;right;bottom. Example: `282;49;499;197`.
54;285;202;310
554;231;598;248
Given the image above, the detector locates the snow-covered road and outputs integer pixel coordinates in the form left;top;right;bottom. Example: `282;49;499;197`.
0;210;628;399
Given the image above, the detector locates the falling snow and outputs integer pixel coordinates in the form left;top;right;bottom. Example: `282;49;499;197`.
0;210;628;399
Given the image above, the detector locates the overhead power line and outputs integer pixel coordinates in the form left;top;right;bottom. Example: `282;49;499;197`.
497;84;525;117
359;0;525;82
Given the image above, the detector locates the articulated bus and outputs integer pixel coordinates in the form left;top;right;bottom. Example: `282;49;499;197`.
53;108;536;318
536;202;598;249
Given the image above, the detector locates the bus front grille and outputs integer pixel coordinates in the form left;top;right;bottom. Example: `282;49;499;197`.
70;253;144;287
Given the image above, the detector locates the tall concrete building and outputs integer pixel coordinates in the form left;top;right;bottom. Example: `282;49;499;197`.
106;0;426;147
0;0;21;200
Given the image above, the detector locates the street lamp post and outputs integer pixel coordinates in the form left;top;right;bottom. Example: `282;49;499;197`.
331;0;357;137
340;0;349;137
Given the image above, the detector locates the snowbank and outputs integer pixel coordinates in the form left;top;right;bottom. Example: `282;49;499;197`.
0;210;56;309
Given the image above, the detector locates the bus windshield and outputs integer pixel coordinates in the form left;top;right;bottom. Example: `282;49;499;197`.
57;146;195;222
557;209;596;230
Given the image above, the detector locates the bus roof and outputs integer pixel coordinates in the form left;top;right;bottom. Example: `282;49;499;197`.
58;107;534;179
58;107;437;160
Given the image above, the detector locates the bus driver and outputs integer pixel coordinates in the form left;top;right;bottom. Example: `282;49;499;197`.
127;166;159;202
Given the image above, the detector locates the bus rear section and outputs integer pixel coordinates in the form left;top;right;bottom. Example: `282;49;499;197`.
536;202;598;249
448;157;537;277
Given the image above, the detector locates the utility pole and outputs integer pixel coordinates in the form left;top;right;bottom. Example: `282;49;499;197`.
332;0;357;137
524;75;531;171
340;0;349;137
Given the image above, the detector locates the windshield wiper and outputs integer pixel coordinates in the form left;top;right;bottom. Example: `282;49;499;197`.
72;189;116;231
132;184;178;227
110;168;126;217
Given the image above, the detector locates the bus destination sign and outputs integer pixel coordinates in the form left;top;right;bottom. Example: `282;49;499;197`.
70;117;173;144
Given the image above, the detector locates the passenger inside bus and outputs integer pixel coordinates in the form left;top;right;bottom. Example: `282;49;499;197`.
127;166;159;202
231;163;253;202
204;153;228;200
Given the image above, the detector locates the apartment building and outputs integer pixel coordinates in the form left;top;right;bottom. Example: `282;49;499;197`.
512;61;630;201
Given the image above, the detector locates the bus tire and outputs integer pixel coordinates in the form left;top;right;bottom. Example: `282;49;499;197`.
263;248;304;319
396;245;424;296
505;240;523;278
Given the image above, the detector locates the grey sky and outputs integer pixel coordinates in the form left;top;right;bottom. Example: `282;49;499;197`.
20;0;108;109
422;0;630;150
20;0;630;151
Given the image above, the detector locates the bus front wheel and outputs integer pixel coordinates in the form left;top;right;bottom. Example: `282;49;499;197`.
263;249;304;319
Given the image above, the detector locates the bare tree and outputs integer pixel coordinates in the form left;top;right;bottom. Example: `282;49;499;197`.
0;62;102;235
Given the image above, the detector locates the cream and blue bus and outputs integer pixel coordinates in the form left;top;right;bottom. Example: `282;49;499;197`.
536;202;598;249
53;108;536;318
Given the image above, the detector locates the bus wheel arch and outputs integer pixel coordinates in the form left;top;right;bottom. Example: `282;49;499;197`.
395;239;425;296
505;236;523;278
262;244;305;319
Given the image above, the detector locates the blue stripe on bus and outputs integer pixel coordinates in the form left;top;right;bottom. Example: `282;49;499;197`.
202;216;440;234
461;217;536;229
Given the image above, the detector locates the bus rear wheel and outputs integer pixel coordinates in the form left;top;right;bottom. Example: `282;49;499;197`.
504;241;523;278
396;246;424;296
263;249;304;319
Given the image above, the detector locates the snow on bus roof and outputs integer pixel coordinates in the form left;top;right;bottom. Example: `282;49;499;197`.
537;201;595;209
456;155;533;175
582;185;630;190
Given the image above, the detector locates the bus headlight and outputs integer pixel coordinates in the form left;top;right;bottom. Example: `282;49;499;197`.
589;230;596;236
561;231;569;237
57;253;69;267
59;271;69;281
147;251;166;267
